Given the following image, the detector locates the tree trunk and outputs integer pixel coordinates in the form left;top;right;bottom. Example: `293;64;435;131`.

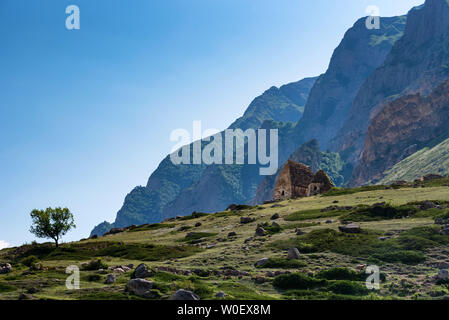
55;239;59;248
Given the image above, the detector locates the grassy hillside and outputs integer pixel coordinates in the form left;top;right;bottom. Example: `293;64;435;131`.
380;135;449;184
3;181;449;300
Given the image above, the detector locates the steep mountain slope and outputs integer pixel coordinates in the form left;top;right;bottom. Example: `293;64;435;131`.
352;78;449;185
292;16;407;150
334;0;449;167
91;78;317;236
229;78;316;130
379;133;449;184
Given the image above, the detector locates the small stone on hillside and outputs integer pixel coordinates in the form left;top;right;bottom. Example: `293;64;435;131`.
287;248;301;260
440;227;449;235
436;218;444;225
105;274;116;284
228;232;237;238
172;289;200;300
215;291;226;298
338;223;361;234
420;201;438;210
255;258;269;267
0;263;12;274
18;293;31;300
271;213;279;220
134;263;154;279
195;222;202;227
437;269;448;281
295;228;305;236
255;227;266;237
241;217;255;224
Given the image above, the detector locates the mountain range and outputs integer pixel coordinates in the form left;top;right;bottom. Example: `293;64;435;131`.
92;0;449;237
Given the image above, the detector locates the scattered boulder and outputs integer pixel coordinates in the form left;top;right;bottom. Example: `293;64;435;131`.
440;227;449;235
227;204;238;211
436;218;444;225
356;264;367;271
287;248;300;260
295;228;305;236
338;223;361;234
228;232;237;238
172;289;200;300
271;222;280;228
195;222;202;227
270;213;280;220
325;220;333;224
134;263;154;279
215;291;226;298
255;276;265;284
27;287;39;294
255;258;269;267
0;263;12;274
240;217;255;224
105;274;116;284
18;293;31;300
437;269;449;281
255;227;266;237
420;201;438;211
126;279;155;298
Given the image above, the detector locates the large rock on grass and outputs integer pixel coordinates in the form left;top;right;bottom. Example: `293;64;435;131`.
0;263;12;274
338;223;361;234
287;248;300;260
172;289;200;300
126;279;154;298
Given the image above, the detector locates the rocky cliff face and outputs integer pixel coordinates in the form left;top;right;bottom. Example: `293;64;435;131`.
333;0;449;166
351;77;449;185
293;16;407;150
229;78;316;130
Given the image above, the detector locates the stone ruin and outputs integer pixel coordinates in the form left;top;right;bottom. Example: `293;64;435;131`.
273;160;334;201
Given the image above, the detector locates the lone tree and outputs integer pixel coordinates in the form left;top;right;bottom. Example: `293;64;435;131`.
30;207;76;247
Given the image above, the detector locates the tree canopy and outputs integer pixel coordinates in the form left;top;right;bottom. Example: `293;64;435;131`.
30;207;76;247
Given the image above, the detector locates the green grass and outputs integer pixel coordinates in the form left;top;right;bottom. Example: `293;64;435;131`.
179;232;218;244
323;185;392;197
178;212;209;221
341;204;419;222
0;282;16;293
255;258;307;269
274;273;369;297
216;282;274;300
284;209;348;221
15;241;203;262
272;227;442;265
128;223;176;232
283;222;320;230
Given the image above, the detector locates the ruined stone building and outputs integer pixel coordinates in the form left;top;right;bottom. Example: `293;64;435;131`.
273;160;334;201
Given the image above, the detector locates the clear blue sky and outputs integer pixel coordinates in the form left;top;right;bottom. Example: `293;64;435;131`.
0;0;423;248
